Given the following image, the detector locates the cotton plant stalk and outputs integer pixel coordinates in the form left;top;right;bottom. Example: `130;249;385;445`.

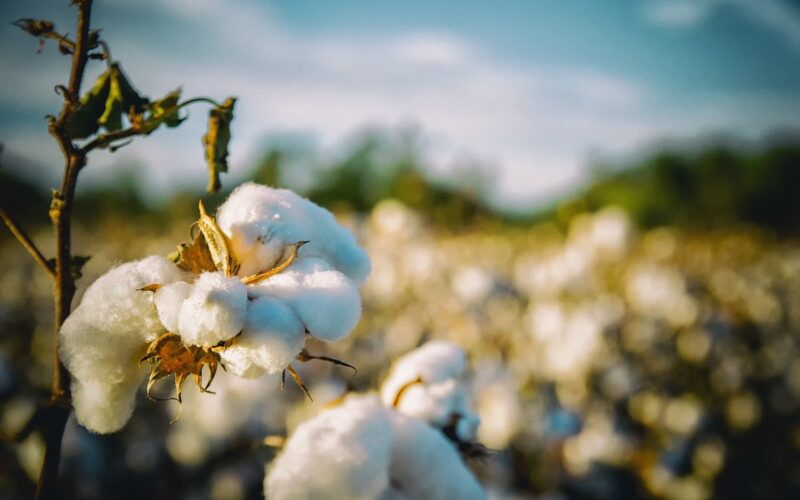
60;184;370;433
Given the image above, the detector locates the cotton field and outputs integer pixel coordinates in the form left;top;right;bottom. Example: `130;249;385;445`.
1;199;798;499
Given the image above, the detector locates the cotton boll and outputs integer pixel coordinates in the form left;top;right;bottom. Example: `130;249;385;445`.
265;395;393;500
60;256;185;433
153;281;192;333
391;379;465;428
250;258;362;342
216;183;371;284
380;341;467;408
387;412;485;500
220;297;306;377
380;341;482;442
177;272;247;347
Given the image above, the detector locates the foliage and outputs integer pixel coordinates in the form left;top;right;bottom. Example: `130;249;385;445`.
560;142;800;234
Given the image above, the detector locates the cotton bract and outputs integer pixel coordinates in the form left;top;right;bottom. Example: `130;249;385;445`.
264;395;485;500
59;184;370;433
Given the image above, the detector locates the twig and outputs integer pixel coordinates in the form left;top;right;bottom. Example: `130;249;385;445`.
79;125;140;154
0;207;55;277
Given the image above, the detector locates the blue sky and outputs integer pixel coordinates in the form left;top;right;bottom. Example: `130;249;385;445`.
1;0;799;208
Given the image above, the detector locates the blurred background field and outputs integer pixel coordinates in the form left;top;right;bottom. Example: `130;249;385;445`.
3;0;800;498
2;136;800;499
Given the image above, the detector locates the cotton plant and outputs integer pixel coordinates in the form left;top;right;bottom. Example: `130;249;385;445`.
60;183;370;433
265;341;487;499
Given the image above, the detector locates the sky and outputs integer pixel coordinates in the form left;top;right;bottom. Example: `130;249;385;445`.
1;0;799;209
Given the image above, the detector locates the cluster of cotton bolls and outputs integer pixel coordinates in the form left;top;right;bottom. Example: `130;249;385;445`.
59;183;370;434
265;341;485;499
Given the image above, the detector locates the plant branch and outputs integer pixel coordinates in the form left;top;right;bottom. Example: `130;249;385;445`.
79;125;140;154
35;1;94;498
0;207;56;277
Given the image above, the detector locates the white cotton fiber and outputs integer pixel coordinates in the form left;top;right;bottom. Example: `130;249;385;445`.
216;183;371;284
265;395;394;500
177;272;247;347
220;297;306;377
153;281;192;333
380;341;480;440
380;340;467;409
387;411;485;500
265;395;485;500
60;255;184;433
71;373;142;435
249;257;362;342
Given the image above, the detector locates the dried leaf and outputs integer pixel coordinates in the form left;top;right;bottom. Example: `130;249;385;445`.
64;70;111;139
203;97;236;192
138;88;184;134
12;18;54;37
70;255;91;281
98;64;148;133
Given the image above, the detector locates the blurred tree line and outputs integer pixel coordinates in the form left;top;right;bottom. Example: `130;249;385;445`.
3;133;800;234
558;140;800;234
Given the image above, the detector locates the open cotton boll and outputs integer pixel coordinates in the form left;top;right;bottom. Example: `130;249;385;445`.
380;341;481;441
249;257;362;342
220;297;306;378
265;395;485;500
60;255;184;433
265;395;394;500
380;341;468;407
216;183;371;284
387;411;485;500
390;379;466;427
177;272;247;347
153;281;192;333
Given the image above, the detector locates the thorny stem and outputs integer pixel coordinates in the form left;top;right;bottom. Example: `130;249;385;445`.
34;1;93;498
0;207;56;277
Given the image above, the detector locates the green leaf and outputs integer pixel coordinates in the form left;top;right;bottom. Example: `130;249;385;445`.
64;69;112;139
138;88;184;134
203;97;236;192
98;64;148;133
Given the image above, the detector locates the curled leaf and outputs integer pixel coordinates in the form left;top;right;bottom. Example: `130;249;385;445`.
12;19;54;37
64;70;111;139
203;97;236;192
98;64;148;133
138;88;184;134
